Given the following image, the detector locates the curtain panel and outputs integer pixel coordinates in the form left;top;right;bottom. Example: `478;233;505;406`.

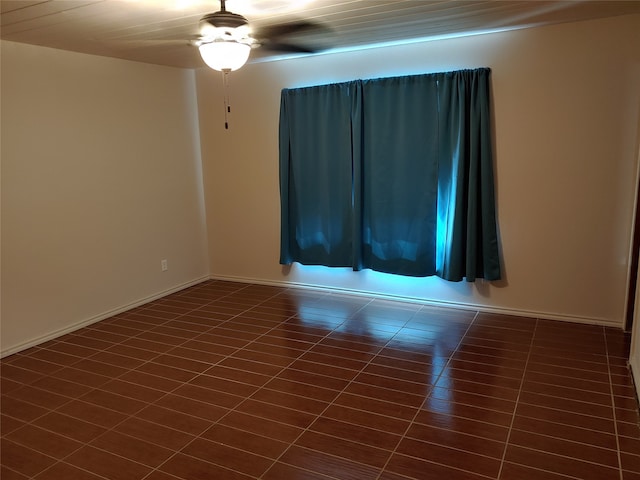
279;68;500;282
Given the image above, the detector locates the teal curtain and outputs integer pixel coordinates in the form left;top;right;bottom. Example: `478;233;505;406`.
279;68;500;282
279;82;359;266
359;75;439;276
436;69;500;281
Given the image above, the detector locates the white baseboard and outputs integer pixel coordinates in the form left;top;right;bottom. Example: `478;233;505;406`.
0;276;210;358
209;274;623;329
3;272;623;358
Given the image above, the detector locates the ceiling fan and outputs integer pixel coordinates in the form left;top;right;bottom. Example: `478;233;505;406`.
193;0;329;71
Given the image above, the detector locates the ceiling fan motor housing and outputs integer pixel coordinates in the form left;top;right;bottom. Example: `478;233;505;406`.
200;11;249;31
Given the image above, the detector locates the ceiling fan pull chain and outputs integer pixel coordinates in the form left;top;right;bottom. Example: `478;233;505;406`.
222;69;231;129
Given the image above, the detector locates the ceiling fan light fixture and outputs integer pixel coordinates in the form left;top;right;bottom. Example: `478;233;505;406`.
197;4;253;71
198;40;251;71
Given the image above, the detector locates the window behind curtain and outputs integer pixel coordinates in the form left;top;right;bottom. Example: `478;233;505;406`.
279;68;501;282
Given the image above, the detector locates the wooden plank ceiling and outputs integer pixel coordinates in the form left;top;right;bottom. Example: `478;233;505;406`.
1;0;639;69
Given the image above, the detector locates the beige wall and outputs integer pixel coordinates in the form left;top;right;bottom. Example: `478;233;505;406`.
1;41;210;355
2;14;639;356
197;14;640;326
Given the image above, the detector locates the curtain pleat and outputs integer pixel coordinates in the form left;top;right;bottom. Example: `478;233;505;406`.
279;68;501;282
359;75;439;276
435;69;500;281
279;82;357;267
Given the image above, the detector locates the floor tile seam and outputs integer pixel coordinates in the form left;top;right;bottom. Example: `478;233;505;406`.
529;363;620;382
140;398;287;478
306;341;381;359
416;388;518;413
517;377;615;398
516;394;622;415
518;353;613;367
52;318;236;458
450;351;530;367
55;434;171;475
440;363;528;382
211;321;278;334
520;390;632;421
373;311;481;480
404;420;511;445
251;399;408;439
507;425;620;453
2;357;67;378
110;315;180;327
18;356;106;376
138;305;202;315
382;450;497;479
101;411;202;446
465;323;537;334
259;461;338;480
96;372;221;402
500;460;587;480
2;463;56;480
4;380;112;414
240;342;314;359
97;299;258;395
78;383;249;480
298;349;375;366
462;332;536;346
287;358;382;379
220;353;301;371
523;368;618;387
431;381;520;404
603;325;625;480
504;442;623;472
352;358;450;384
133;321;219;336
31;342;111;361
201;422;391;471
513;411;618;437
150;297;212;307
137;425;283;465
1;433;93;477
322;393;426;423
395;432;507;461
258;304;414;480
220;294;364;383
368;355;445;371
273;443;387;476
457;340;535;356
526;350;610;364
0;395;77;435
496;315;537;480
413;403;515;428
142;291;326;480
182;283;267;319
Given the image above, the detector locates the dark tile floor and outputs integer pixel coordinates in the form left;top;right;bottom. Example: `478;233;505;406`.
1;280;640;479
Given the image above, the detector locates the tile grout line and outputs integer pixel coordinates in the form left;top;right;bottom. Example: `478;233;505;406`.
13;281;268;480
257;295;387;479
603;327;625;480
4;283;358;480
137;283;331;480
372;309;480;480
11;280;251;480
495;316;538;480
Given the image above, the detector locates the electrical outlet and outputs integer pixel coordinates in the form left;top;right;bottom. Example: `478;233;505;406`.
161;259;168;272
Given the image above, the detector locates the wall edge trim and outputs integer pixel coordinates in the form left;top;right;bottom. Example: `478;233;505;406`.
209;274;623;328
0;275;210;358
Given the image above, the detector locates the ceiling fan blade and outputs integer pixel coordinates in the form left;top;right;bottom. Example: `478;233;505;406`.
258;41;320;54
253;20;328;41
